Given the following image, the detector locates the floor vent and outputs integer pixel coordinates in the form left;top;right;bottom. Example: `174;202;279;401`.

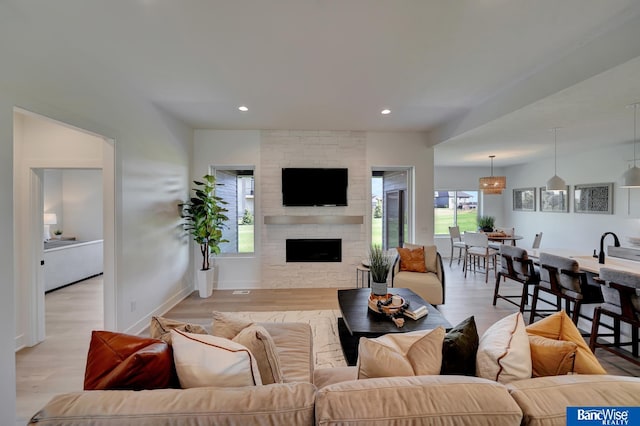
232;290;251;295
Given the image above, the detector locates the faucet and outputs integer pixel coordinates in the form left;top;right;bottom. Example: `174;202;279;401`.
598;232;620;264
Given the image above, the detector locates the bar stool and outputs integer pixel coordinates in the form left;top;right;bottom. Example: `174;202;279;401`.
493;245;539;313
590;268;640;366
529;252;603;326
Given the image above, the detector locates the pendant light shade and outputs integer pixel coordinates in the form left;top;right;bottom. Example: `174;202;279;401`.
546;127;566;191
621;165;640;188
479;155;506;194
620;103;640;188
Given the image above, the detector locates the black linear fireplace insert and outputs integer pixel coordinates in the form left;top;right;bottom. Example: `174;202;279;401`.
286;238;342;262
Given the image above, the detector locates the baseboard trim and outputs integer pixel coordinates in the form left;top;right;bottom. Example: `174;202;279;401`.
124;286;193;336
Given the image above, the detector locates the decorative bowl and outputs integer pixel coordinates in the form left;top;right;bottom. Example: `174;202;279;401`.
368;293;406;315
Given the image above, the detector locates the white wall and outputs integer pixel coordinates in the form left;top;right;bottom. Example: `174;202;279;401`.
62;169;103;241
367;132;435;245
194;130;434;289
3;56;192;424
1;100;16;423
503;143;640;253
44;169;103;241
193;130;262;289
44;170;63;230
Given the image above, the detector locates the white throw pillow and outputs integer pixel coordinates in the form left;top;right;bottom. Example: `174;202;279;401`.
170;329;262;388
476;312;531;384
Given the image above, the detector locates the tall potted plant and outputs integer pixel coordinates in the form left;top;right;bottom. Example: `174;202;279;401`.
368;244;393;296
180;174;229;297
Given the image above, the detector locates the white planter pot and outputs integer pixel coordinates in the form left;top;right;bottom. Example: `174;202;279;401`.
371;280;387;296
197;267;214;298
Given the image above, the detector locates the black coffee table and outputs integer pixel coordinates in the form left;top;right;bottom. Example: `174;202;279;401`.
337;288;452;366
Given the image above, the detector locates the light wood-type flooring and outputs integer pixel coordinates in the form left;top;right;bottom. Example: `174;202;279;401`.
16;261;640;423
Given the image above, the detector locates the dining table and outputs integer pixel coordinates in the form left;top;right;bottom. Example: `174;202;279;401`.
485;233;524;246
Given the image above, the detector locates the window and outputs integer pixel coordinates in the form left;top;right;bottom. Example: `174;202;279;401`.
213;168;254;254
434;190;478;235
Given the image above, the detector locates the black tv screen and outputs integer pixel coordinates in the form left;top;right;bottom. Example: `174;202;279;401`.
282;168;348;206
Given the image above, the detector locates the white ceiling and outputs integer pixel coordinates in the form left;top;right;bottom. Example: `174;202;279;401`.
3;1;640;166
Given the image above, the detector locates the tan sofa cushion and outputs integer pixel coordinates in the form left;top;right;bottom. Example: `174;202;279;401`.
507;375;640;426
357;328;445;379
393;271;443;305
30;382;317;426
261;322;314;383
211;312;311;383
315;375;522;426
233;324;284;384
313;366;358;389
150;316;208;344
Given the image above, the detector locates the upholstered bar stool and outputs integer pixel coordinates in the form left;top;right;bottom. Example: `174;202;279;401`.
463;232;498;283
590;268;640;366
529;253;603;326
493;245;539;313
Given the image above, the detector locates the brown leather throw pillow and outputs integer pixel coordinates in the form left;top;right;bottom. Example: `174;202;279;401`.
84;330;175;390
397;246;427;273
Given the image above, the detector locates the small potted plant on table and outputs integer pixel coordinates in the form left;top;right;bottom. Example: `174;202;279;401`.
368;244;394;296
478;215;495;232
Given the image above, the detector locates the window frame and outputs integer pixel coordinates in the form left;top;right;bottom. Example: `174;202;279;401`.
433;189;479;236
210;165;256;256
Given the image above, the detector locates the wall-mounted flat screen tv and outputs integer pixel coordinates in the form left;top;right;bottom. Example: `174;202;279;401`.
282;168;348;206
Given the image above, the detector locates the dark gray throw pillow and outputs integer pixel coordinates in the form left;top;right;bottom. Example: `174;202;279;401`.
440;316;479;376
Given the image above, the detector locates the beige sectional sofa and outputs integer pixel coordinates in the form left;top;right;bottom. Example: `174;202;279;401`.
31;322;640;426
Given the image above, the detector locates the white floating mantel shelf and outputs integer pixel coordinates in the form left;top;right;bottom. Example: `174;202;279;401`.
264;215;364;225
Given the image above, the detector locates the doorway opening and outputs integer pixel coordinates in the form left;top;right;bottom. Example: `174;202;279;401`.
371;168;412;250
13;108;115;350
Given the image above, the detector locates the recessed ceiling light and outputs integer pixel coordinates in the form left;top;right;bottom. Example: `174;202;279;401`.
238;106;249;112
381;109;391;115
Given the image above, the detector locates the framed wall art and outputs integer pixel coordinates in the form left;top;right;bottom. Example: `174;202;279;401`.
513;187;536;211
573;183;613;214
539;186;570;212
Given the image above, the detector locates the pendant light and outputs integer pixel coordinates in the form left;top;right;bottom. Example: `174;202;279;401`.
546;127;566;191
479;155;506;194
621;102;640;188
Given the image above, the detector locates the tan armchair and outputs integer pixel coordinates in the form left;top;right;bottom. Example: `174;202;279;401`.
390;243;445;305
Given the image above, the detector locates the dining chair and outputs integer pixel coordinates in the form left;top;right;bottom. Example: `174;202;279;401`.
463;232;498;283
532;232;543;249
589;268;640;367
448;226;467;267
529;253;603;326
493;245;539;312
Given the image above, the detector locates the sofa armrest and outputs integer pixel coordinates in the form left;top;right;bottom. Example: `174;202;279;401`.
436;251;446;304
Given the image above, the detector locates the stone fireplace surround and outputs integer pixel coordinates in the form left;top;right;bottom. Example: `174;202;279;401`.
260;130;367;289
